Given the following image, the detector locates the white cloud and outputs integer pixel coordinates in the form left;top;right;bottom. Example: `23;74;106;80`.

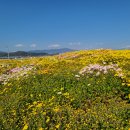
30;44;36;48
125;45;130;48
69;42;81;46
95;42;104;45
15;44;23;47
48;44;60;48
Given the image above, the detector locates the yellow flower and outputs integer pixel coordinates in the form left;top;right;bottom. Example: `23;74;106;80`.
42;69;48;74
63;92;69;96
43;112;46;115
114;74;118;77
46;117;50;123
53;107;60;112
30;94;33;97
122;83;125;86
33;101;37;105
63;92;69;98
55;124;60;129
39;128;44;130
28;104;33;109
22;124;28;130
32;110;37;115
11;110;16;116
36;103;43;108
60;87;64;91
128;94;130;99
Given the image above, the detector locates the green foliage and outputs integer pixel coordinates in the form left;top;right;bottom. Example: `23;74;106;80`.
0;72;130;129
0;50;130;129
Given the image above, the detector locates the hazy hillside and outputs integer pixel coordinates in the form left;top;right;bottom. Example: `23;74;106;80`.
0;48;74;58
28;48;74;54
0;51;48;58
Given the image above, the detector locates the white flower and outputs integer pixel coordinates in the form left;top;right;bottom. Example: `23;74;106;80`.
116;68;122;72
87;84;91;86
89;71;93;74
118;73;123;77
103;70;108;74
75;75;80;78
57;92;62;95
96;71;100;76
103;62;106;64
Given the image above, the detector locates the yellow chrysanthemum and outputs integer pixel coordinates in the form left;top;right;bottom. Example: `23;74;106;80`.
55;124;60;129
36;103;43;108
43;112;46;115
128;94;130;99
46;117;50;123
53;107;60;112
22;124;28;130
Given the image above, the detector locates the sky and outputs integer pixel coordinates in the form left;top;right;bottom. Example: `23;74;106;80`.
0;0;130;51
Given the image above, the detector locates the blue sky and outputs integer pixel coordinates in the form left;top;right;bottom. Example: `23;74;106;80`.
0;0;130;51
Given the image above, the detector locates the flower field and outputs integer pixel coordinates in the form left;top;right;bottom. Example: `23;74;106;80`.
0;49;130;130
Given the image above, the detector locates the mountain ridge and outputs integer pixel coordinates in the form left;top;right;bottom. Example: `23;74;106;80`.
28;48;74;54
0;48;75;58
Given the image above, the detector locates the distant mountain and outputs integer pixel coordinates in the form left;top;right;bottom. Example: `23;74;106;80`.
123;47;130;50
118;46;130;50
29;48;74;54
0;51;6;53
0;48;75;58
0;51;7;57
0;51;48;58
